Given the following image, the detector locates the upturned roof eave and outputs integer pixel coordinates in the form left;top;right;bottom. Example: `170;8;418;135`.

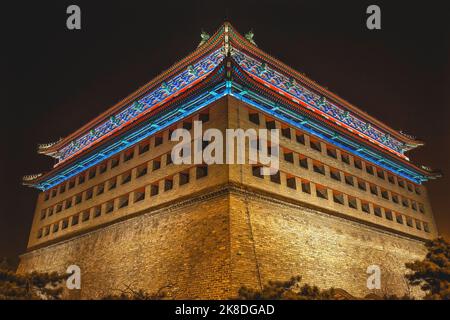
40;25;227;156
41;22;421;158
225;23;421;147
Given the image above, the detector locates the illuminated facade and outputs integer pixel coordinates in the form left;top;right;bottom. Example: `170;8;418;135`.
19;24;440;298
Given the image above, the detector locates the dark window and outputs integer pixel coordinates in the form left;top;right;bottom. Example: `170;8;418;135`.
348;196;357;209
60;184;66;194
301;181;311;194
44;226;50;236
152;159;161;171
407;183;414;192
65;199;72;209
388;174;395;184
137;164;148;178
333;192;344;205
93;206;101;218
381;189;389;200
151;184;159;196
51;189;57;197
396;214;403;224
139;142;150;154
40;210;46;220
53;223;59;233
196;166;208;179
183;121;192;131
179;172;190;185
392;194;399;204
326;147;337;159
415;186;421;195
310;139;322;152
354;158;362;170
374;206;382;217
412;201;418;211
370;184;378;196
105;201;114;213
299;155;308;169
121;172;131;184
249;113;260;125
419;204;425;214
361;202;370;213
199;112;209;123
281;127;291;139
48;208;54;217
345;175;354;186
366;165;374;175
296;133;305;145
330;169;341;181
72;215;79;226
88;168;96;179
62;219;69;229
99;163;107;174
134;189;145;202
164;179;173;191
377;169;385;180
155;136;163;146
55;203;62;213
424;222;430;233
96;183;105;196
252;166;264;179
85;188;93;200
385;210;393;221
124;149;134;162
37;229;43;239
415;220;422;230
341;153;350;164
265;120;276;130
108;178;117;190
44;193;50;201
313;162;325;175
111;157;119;169
406;217;413;227
270;171;281;184
286;177;296;189
316;186;328;199
398;179;405;188
402;198;409;208
82;211;90;222
119;195;129;209
284;151;294;163
68;179;76;189
166;154;173;165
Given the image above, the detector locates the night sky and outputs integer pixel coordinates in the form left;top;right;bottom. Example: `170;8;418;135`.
3;1;449;262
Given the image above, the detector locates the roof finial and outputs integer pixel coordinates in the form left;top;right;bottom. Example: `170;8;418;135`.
197;30;210;47
245;29;257;46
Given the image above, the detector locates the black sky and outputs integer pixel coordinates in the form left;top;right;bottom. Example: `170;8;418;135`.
3;0;449;262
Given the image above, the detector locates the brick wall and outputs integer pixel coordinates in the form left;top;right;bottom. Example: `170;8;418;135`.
19;184;426;299
19;191;232;299
228;188;426;298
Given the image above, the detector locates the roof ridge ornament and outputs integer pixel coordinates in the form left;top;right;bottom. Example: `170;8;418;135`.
197;30;210;47
224;24;230;55
37;138;63;152
23;173;43;182
245;29;257;46
399;130;417;141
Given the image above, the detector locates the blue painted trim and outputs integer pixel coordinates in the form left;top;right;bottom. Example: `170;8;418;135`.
32;81;427;191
